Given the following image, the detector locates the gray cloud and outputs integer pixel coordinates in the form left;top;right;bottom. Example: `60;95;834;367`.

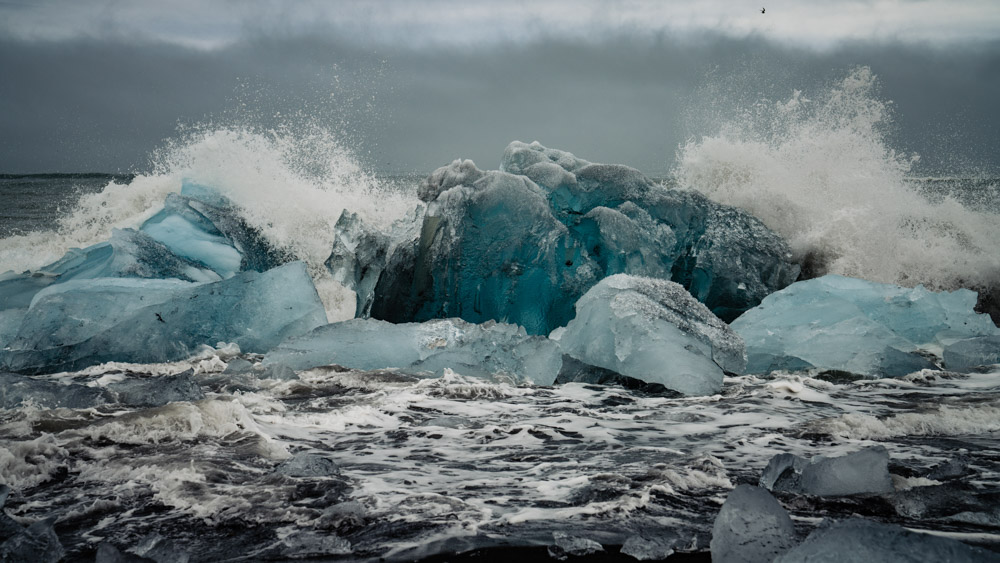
1;29;998;175
3;1;1000;49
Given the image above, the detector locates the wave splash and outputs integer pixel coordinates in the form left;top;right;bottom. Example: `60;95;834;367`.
0;124;419;319
674;66;1000;291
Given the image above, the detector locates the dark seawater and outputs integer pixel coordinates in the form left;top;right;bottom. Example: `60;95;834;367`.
0;174;134;238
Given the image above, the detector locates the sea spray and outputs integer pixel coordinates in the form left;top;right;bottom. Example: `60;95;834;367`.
675;66;1000;293
0;124;420;320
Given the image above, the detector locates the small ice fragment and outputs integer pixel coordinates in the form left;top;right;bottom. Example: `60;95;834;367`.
799;446;894;496
710;484;796;563
547;531;604;560
620;533;677;560
760;447;894;497
275;453;340;478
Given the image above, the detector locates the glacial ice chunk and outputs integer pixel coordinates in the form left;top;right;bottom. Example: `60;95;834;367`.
325;207;421;318
943;336;1000;372
557;275;746;396
547;531;604;560
263;318;563;385
620;534;678;561
366;142;798;333
373;162;597;335
732;275;1000;376
275;453;340;478
775;518;992;562
1;262;327;374
760;447;894;497
710;484;796;563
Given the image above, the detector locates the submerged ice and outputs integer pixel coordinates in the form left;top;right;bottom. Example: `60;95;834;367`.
264;317;562;385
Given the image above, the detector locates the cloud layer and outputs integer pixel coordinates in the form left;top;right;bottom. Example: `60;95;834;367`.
1;2;999;174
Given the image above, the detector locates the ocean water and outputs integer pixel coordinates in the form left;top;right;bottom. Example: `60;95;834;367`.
2;68;1000;562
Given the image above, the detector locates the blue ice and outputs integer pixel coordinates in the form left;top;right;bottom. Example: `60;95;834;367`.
263;317;563;385
732;275;1000;376
365;142;799;333
555;274;746;396
1;262;327;374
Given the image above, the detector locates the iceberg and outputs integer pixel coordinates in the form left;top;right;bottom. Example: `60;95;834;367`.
556;275;746;396
2;262;327;374
710;484;796;563
760;447;894;497
775;518;992;562
140;180;291;277
362;142;798;333
732;275;1000;376
263;317;563;385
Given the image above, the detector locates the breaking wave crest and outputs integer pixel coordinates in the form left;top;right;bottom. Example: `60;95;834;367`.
0;124;419;318
675;67;1000;291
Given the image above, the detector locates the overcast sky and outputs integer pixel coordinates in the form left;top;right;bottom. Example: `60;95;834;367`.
2;0;999;175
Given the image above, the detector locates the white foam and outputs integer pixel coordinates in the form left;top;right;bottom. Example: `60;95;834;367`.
0;434;69;489
806;402;1000;439
675;67;1000;290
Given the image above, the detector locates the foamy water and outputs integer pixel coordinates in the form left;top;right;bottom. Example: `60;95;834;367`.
675;67;1000;290
2;351;999;560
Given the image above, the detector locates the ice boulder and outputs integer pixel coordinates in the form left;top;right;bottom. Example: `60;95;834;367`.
1;262;327;374
263;318;563;385
710;485;796;563
372;161;598;335
732;275;1000;377
364;142;798;333
775;518;992;562
760;447;895;497
557;275;746;396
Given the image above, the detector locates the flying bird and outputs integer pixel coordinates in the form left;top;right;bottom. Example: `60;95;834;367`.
761;7;766;14
156;313;165;323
